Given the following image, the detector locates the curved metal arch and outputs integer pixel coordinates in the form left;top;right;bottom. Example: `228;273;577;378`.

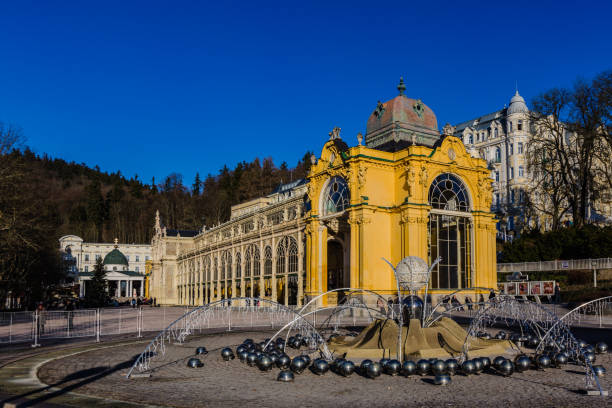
538;295;612;353
425;301;488;327
126;297;329;379
298;287;391;316
461;296;603;395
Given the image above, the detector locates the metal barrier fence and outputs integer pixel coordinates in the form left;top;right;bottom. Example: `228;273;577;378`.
498;257;612;273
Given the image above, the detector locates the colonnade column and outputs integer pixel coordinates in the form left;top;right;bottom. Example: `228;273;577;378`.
297;228;304;307
271;236;277;302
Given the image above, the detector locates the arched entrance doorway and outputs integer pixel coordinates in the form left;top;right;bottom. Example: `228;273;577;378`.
327;240;344;291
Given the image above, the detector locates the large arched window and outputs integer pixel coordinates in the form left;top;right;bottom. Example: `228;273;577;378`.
235;252;241;278
322;176;349;215
428;173;472;290
495;147;501;162
264;246;272;276
428;173;470;212
245;244;260;277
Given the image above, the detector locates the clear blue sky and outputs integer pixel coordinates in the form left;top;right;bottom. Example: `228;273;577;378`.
1;1;611;187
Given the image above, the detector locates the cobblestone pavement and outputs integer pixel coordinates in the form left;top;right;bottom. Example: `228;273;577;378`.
31;330;612;408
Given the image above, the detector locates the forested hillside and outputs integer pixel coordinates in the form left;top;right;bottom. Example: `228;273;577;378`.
15;147;312;244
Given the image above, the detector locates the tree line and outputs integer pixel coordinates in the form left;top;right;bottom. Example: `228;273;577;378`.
0;123;312;308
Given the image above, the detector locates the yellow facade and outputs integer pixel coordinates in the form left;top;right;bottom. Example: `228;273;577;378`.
305;133;496;304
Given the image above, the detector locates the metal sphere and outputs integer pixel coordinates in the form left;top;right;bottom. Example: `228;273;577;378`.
253;343;263;352
417;359;431;376
243;338;254;345
331;358;346;373
238;350;249;362
277;370;294;382
236;345;247;354
578;339;588;348
431;360;447;376
434;374;452;385
379;358;390;369
536;355;551;370
499;360;514;377
515;355;531;372
187;357;203;368
461;360;476;375
401;360;417;376
221;347;235;361
301;337;310;347
493;356;506;370
527;337;539;348
583;345;595;354
596;342;608;354
445;359;459;375
402;295;424;322
256;354;273;371
300;355;311;367
366;362;382;379
196;346;208;355
479;357;491;371
246;352;258;366
290;357;307;374
276;354;291;370
385;359;401;376
339;361;356;377
593;365;606;377
472;358;483;374
554;352;568;366
584;351;596;364
396;256;430;292
360;359;373;375
497;331;507;339
311;359;329;375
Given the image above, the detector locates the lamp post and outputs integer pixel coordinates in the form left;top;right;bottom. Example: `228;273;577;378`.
592;260;597;288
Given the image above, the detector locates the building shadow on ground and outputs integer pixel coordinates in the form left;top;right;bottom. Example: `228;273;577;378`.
0;354;140;407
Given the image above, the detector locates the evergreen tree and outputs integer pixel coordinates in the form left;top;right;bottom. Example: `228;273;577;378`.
86;258;109;307
192;172;202;195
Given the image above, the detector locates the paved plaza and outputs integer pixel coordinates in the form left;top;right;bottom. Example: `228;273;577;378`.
0;328;610;408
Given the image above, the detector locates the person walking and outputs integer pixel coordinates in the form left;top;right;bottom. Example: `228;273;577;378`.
36;302;46;335
554;283;561;304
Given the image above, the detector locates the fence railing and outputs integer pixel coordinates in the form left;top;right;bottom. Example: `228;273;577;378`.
497;258;612;273
0;305;324;347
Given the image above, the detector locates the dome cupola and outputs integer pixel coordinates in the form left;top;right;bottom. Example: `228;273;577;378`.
507;90;528;115
365;78;440;151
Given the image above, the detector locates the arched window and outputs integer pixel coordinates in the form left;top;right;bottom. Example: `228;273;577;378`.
467;134;473;144
494;128;499;138
495;147;501;162
245;244;260;277
276;236;298;275
264;246;272;276
235;252;241;278
288;238;298;273
276;240;286;276
221;253;226;280
322;176;349;215
428;173;470;212
204;256;211;282
428;173;473;290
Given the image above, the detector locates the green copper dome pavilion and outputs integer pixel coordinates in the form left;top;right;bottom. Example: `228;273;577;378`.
103;248;129;266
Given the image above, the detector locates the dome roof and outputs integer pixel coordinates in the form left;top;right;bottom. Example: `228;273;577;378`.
364;79;440;150
103;248;129;266
507;90;528;114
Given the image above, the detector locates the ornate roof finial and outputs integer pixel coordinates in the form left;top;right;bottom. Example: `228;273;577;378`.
357;132;363;146
397;77;406;96
328;126;341;140
113;238;119;248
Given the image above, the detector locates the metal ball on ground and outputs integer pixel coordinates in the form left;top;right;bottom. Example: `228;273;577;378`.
384;359;401;376
472;358;483;374
243;338;254;345
584;351;596;364
221;347;235;361
434;374;451;385
479;357;491;371
256;354;273;371
276;354;291;370
311;359;329;375
331;358;346;373
461;360;476;375
238;350;249;362
246;352;258;367
360;359;373;375
583;345;595;354
536;355;551;370
499;360;514;377
187;357;203;368
379;358;390;369
445;359;459;375
300;355;311;367
366;362;382;379
277;370;294;382
593;365;606;377
339;361;356;377
417;359;431;376
578;339;588;348
596;342;608;354
431;360;447;376
493;356;506;370
527;337;539;348
290;357;307;374
515;355;531;372
402;361;417;376
196;346;208;355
